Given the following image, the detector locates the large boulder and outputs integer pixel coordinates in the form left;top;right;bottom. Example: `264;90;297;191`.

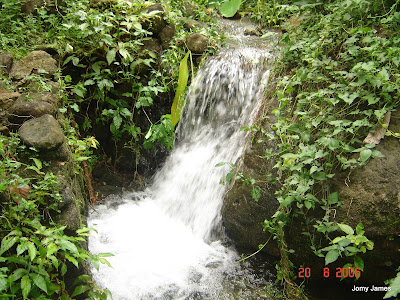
10;51;58;79
18;114;64;150
222;104;280;255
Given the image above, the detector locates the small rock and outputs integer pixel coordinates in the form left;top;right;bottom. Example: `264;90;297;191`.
183;19;203;31
160;24;176;49
0;52;14;76
183;2;198;17
21;0;51;14
244;27;263;37
19;114;64;150
0;91;20;110
0;126;9;135
141;38;163;57
18;91;59;106
10;50;58;79
186;33;209;54
144;4;167;35
10;101;55;119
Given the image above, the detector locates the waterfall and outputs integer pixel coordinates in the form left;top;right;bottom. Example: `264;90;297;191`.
88;25;273;299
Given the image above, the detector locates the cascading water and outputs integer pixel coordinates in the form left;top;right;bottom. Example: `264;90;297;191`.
88;21;273;299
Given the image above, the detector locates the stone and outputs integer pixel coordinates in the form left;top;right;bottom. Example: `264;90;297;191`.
183;19;203;31
244;27;263;37
186;33;209;54
0;52;14;76
222;137;280;254
0;91;20;110
18;91;59;106
18;114;64;150
160;24;176;49
10;51;58;79
144;4;167;36
141;38;163;57
21;0;51;15
10;101;55;118
183;1;198;17
39;142;71;161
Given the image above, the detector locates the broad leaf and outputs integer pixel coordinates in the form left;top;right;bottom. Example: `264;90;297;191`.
56;240;78;254
21;275;31;299
251;186;261;202
360;149;372;163
219;0;242;18
384;272;400;299
171;51;190;126
30;273;48;293
0;236;19;255
71;285;91;297
338;223;354;235
325;249;339;265
106;48;117;65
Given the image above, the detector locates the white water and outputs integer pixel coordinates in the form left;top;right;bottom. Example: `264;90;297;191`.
89;29;273;299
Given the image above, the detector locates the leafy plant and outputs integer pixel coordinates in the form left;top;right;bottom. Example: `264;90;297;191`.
219;0;242;18
0;134;110;299
232;0;400;296
315;223;373;268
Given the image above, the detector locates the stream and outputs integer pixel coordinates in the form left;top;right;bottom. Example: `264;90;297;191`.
88;20;275;300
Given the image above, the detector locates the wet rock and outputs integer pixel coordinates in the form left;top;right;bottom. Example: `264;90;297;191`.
186;33;209;54
0;52;14;76
332;109;400;236
39;142;71;161
10;50;58;79
141;38;163;57
182;1;198;17
0;126;9;135
21;0;51;15
144;4;167;36
160;24;176;49
93;165;123;187
244;27;263;37
56;186;81;231
183;19;204;31
222;103;280;254
24;80;60;96
0;91;20;110
96;185;123;199
18;114;64;150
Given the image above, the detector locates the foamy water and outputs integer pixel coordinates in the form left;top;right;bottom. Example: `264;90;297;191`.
89;43;272;299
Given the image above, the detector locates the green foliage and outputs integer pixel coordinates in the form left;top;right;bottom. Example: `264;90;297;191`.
237;0;400;294
58;0;171;144
171;51;190;126
217;162;261;202
0;134;110;299
143;114;175;150
315;223;373;268
219;0;242;18
385;270;400;299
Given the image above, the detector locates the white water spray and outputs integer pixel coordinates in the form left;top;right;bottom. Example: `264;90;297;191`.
89;27;273;299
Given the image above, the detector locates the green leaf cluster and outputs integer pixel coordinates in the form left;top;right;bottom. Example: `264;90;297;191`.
238;0;400;293
0;134;110;299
